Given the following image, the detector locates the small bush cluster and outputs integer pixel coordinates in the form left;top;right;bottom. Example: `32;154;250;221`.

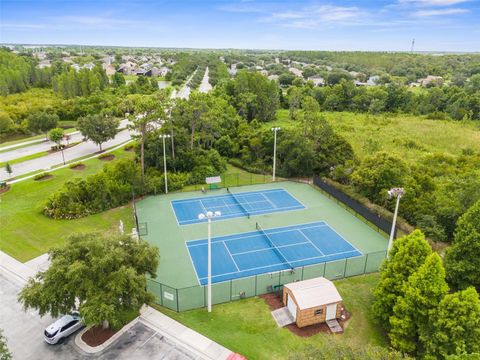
69;162;84;169
33;172;51;181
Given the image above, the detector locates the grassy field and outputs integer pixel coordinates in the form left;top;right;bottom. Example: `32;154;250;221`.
0;147;135;262
275;110;480;163
155;273;385;360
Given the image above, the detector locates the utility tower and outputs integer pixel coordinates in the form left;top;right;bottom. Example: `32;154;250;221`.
410;38;415;53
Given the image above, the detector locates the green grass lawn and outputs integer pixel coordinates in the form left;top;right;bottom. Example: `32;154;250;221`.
154;273;385;360
0;148;135;262
274;110;480;163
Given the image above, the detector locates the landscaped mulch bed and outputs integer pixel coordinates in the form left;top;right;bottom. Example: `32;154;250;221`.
260;293;351;338
81;326;117;347
34;174;53;181
47;143;78;154
0;185;11;194
70;164;86;170
98;154;115;161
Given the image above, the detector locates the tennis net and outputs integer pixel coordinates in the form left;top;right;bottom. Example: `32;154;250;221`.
256;222;293;269
227;188;250;218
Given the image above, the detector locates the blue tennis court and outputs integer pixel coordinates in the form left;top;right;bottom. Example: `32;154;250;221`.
186;221;362;285
171;188;305;225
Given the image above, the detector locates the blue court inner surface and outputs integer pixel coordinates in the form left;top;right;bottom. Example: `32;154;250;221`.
186;221;362;285
172;188;305;225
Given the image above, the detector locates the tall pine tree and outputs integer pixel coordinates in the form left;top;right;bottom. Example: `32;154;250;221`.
372;230;432;330
389;253;449;356
425;287;480;359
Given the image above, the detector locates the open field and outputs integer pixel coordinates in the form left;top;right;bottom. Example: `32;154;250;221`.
275;110;480;163
155;273;385;360
0;147;135;262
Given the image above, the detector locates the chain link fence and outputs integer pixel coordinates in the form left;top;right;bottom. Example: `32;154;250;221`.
147;250;387;312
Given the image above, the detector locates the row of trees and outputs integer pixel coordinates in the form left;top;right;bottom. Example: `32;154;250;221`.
286;78;480;120
373;228;480;359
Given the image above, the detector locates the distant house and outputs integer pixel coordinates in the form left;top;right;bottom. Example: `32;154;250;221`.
307;76;325;86
158;66;171;76
289;67;303;77
268;74;279;81
367;76;380;86
354;80;367;86
71;64;81;72
83;63;95;70
37;59;51;69
260;70;269;76
283;277;343;328
419;75;444;87
103;64;116;76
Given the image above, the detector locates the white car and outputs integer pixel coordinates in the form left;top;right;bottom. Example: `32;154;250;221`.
44;312;84;344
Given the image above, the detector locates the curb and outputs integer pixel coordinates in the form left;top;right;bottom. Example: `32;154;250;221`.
74;317;139;354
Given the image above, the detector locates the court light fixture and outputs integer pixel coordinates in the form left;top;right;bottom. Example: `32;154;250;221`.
271;127;281;182
159;134;171;194
386;187;405;259
198;210;221;313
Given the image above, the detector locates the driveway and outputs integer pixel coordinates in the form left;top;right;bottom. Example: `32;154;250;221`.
0;273;200;360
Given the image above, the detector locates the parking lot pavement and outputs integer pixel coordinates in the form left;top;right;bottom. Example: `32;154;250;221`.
0;273;201;360
100;322;200;360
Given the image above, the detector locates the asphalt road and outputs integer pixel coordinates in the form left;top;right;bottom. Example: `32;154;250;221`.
0;273;199;360
0;128;133;181
1;120;130;163
199;67;212;93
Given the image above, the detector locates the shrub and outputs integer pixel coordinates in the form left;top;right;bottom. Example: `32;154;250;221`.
98;152;113;159
44;159;142;219
34;172;51;181
69;162;84;169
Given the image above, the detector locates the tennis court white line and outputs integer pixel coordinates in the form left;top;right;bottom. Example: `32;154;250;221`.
177;204;305;225
299;229;325;257
196;250;362;281
172;188;289;204
223;241;240;272
184;241;203;287
261;192;278;209
187;223;328;246
230;240;312;256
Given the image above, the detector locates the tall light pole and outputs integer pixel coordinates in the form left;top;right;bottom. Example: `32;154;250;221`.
271;127;281;182
387;187;405;259
160;134;171;194
198;211;221;312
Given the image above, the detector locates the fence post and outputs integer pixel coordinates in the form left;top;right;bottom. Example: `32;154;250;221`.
176;289;179;312
255;275;258;295
160;283;164;306
323;262;326;277
363;253;369;274
230;280;233;301
343;258;348;278
301;266;305;281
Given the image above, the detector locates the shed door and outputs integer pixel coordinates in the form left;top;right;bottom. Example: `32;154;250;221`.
286;294;297;320
326;303;337;320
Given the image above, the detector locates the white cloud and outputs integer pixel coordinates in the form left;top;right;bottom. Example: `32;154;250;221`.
399;0;470;5
265;5;366;29
413;7;469;15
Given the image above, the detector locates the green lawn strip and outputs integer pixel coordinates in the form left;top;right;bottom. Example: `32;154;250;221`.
0;142;81;167
0;128;78;150
152;273;386;360
0;150;51;168
0;147;135;262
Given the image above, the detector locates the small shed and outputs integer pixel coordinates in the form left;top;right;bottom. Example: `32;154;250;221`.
283;277;343;328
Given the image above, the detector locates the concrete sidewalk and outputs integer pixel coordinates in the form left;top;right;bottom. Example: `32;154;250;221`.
140;305;234;360
0;250;36;285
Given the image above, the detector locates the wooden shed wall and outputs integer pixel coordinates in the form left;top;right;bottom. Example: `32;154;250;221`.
283;287;342;328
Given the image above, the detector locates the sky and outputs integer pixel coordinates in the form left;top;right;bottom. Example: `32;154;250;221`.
1;0;479;52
